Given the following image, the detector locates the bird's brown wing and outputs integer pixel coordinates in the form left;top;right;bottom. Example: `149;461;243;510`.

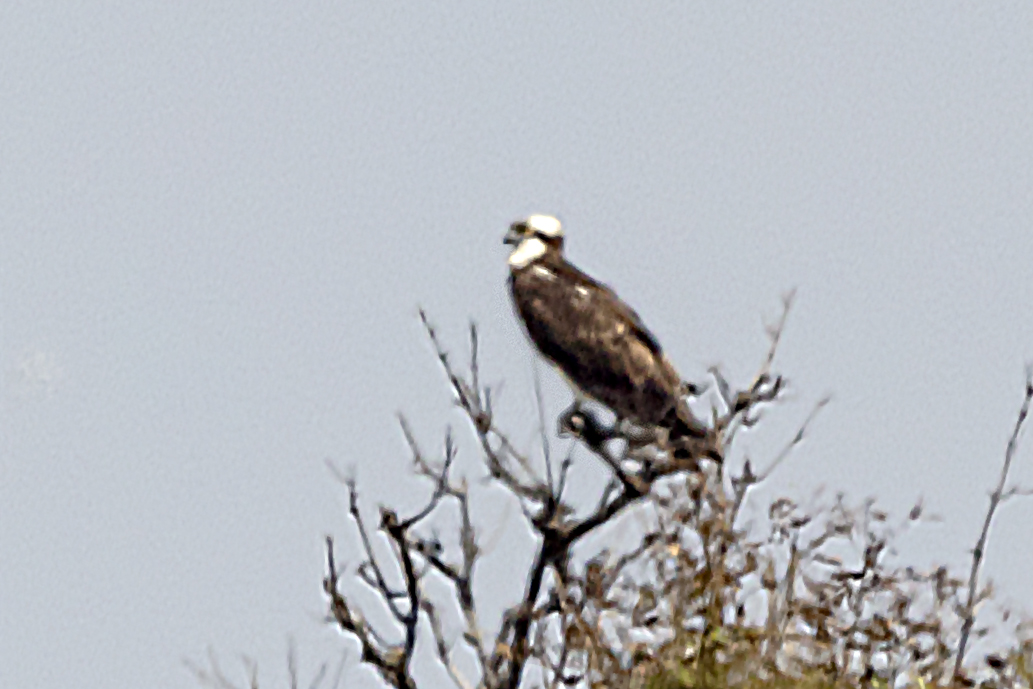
551;260;664;356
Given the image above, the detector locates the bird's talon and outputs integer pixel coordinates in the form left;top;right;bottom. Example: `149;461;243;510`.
558;405;586;438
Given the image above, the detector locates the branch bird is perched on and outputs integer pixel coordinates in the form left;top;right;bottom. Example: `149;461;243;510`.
504;214;718;463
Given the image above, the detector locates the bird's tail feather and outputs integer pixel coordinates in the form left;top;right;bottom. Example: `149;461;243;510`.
665;404;722;464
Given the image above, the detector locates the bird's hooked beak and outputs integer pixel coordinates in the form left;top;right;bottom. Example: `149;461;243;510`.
503;224;526;246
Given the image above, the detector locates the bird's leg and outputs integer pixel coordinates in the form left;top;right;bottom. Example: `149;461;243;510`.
615;417;641;442
619;418;660;451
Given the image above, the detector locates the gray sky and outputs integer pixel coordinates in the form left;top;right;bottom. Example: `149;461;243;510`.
2;3;1032;688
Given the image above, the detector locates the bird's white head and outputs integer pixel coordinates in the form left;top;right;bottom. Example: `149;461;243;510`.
523;214;563;238
503;214;564;268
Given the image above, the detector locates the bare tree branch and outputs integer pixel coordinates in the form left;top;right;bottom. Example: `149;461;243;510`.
316;305;1033;689
323;536;415;689
954;366;1033;680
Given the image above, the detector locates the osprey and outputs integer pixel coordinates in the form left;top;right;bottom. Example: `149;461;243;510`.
504;214;715;460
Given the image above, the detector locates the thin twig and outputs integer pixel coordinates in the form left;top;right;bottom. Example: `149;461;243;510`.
954;367;1033;680
534;361;555;491
726;394;831;530
346;481;407;623
712;291;794;441
758;394;830;482
396;417;456;528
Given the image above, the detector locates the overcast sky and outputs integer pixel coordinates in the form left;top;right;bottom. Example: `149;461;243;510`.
2;3;1032;688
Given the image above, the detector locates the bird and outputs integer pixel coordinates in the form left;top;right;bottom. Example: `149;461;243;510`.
503;214;717;462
